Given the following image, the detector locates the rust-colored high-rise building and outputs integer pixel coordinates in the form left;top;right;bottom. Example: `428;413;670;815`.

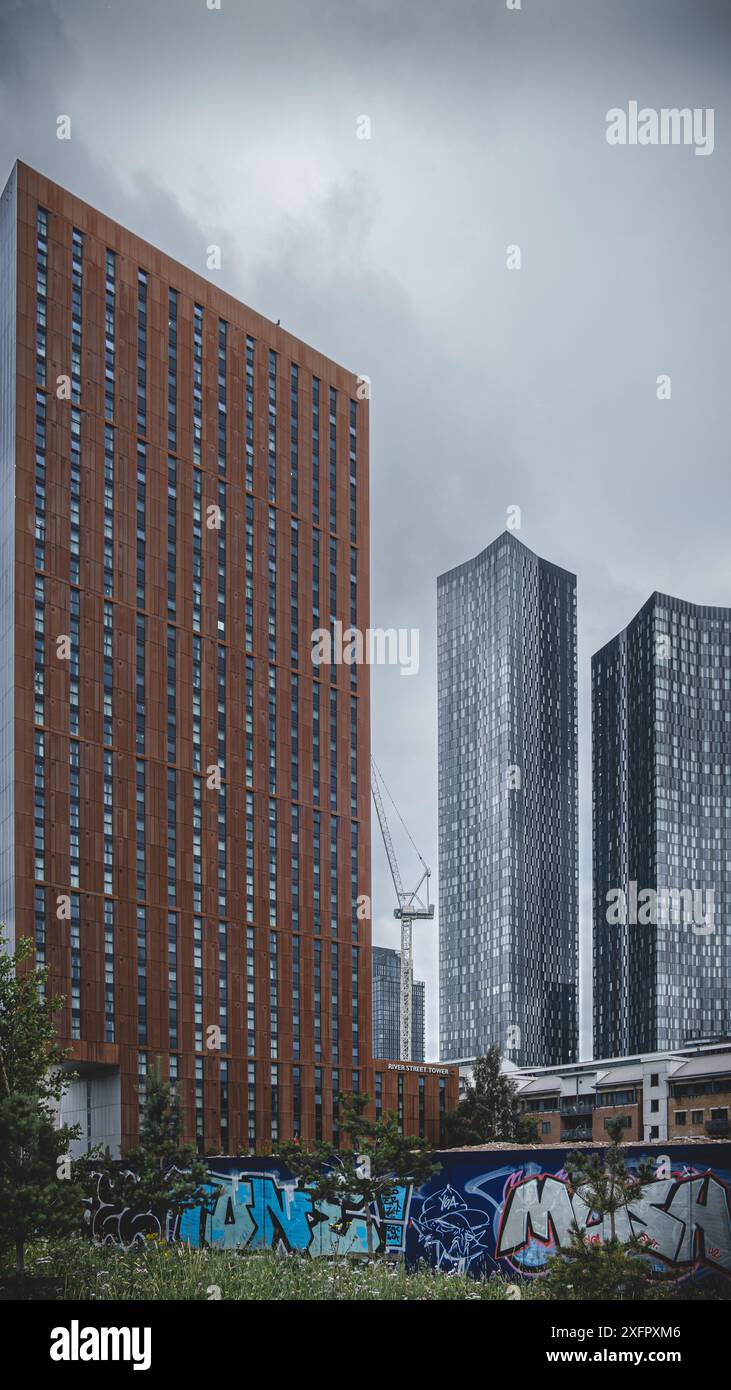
0;161;455;1154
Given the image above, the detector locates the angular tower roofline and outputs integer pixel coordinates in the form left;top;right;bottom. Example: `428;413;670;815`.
437;528;576;590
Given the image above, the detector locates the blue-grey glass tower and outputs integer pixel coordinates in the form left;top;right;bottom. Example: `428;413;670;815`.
437;531;579;1067
372;945;425;1062
593;592;731;1057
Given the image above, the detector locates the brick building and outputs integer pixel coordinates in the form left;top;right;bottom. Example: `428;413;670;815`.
0;161;457;1154
499;1041;731;1144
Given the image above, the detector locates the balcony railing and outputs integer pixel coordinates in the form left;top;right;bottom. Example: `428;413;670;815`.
559;1101;595;1116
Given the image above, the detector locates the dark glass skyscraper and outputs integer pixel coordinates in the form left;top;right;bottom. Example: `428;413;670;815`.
593;592;731;1057
437;531;578;1067
372;945;425;1062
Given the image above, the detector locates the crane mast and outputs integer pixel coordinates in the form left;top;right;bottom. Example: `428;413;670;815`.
370;758;434;1061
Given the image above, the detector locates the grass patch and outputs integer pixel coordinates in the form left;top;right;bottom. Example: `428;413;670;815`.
15;1237;532;1301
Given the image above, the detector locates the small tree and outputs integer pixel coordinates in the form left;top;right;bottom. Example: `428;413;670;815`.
0;933;84;1279
537;1116;669;1300
275;1092;441;1258
442;1046;538;1147
0;933;69;1102
0;1095;84;1279
111;1061;217;1238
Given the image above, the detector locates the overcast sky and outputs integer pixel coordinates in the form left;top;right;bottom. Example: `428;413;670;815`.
2;0;729;1060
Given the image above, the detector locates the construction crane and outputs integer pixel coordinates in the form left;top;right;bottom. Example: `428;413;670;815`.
370;757;434;1061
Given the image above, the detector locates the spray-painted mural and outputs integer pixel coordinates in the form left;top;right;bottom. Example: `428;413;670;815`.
84;1144;731;1283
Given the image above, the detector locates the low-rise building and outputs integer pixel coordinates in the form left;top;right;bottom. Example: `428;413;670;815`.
667;1055;731;1141
457;1039;731;1143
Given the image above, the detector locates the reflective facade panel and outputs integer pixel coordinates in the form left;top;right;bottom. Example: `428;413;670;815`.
438;531;579;1067
593;592;731;1056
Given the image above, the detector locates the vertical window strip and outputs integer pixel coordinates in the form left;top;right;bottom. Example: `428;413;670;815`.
168;911;178;1048
33;573;45;726
103;426;114;598
103;744;113;895
349;398;357;545
245;335;255;491
192;775;202;914
312;378;320;524
330;813;338;935
137;270;147;435
136;443;146;609
34;729;45;881
333;1067;340;1148
314;939;322;1063
268;506;276;661
217;318;227;473
104;249;116;422
135;614;145;755
245;497;254;651
34;389;46;571
136;905;147;1046
290;677;299;811
312;678;320;808
192;469;202;632
135;758;146;899
269;930;278;1061
268;796;277;925
167;457;177;620
71;227;83;404
331;941;339;1063
217;480;226;635
102;600;114;749
245;791;254;923
247;1060;256;1148
69;737;80;887
290;363;299;513
104;900;115;1040
268;665;276;796
70;892;81;1039
167;766;176;907
351;819;359;941
69;410;81;588
34;885;46;981
193;304;203;464
167;625;176;767
314;1066;323;1141
313;808;321;934
267;348;277;503
292;1064;301;1139
193;916;203;1052
167;288;178;450
292;931;300;1060
245;658;254;789
290;519;299;669
329;686;338;810
35;207;48;388
192;637;202;773
328;385;337;534
246;925;255;1057
271;1063;279;1142
352;946;359;1062
195;1056;204;1153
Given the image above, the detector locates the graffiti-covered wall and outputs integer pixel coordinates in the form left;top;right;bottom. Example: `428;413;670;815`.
85;1143;731;1283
